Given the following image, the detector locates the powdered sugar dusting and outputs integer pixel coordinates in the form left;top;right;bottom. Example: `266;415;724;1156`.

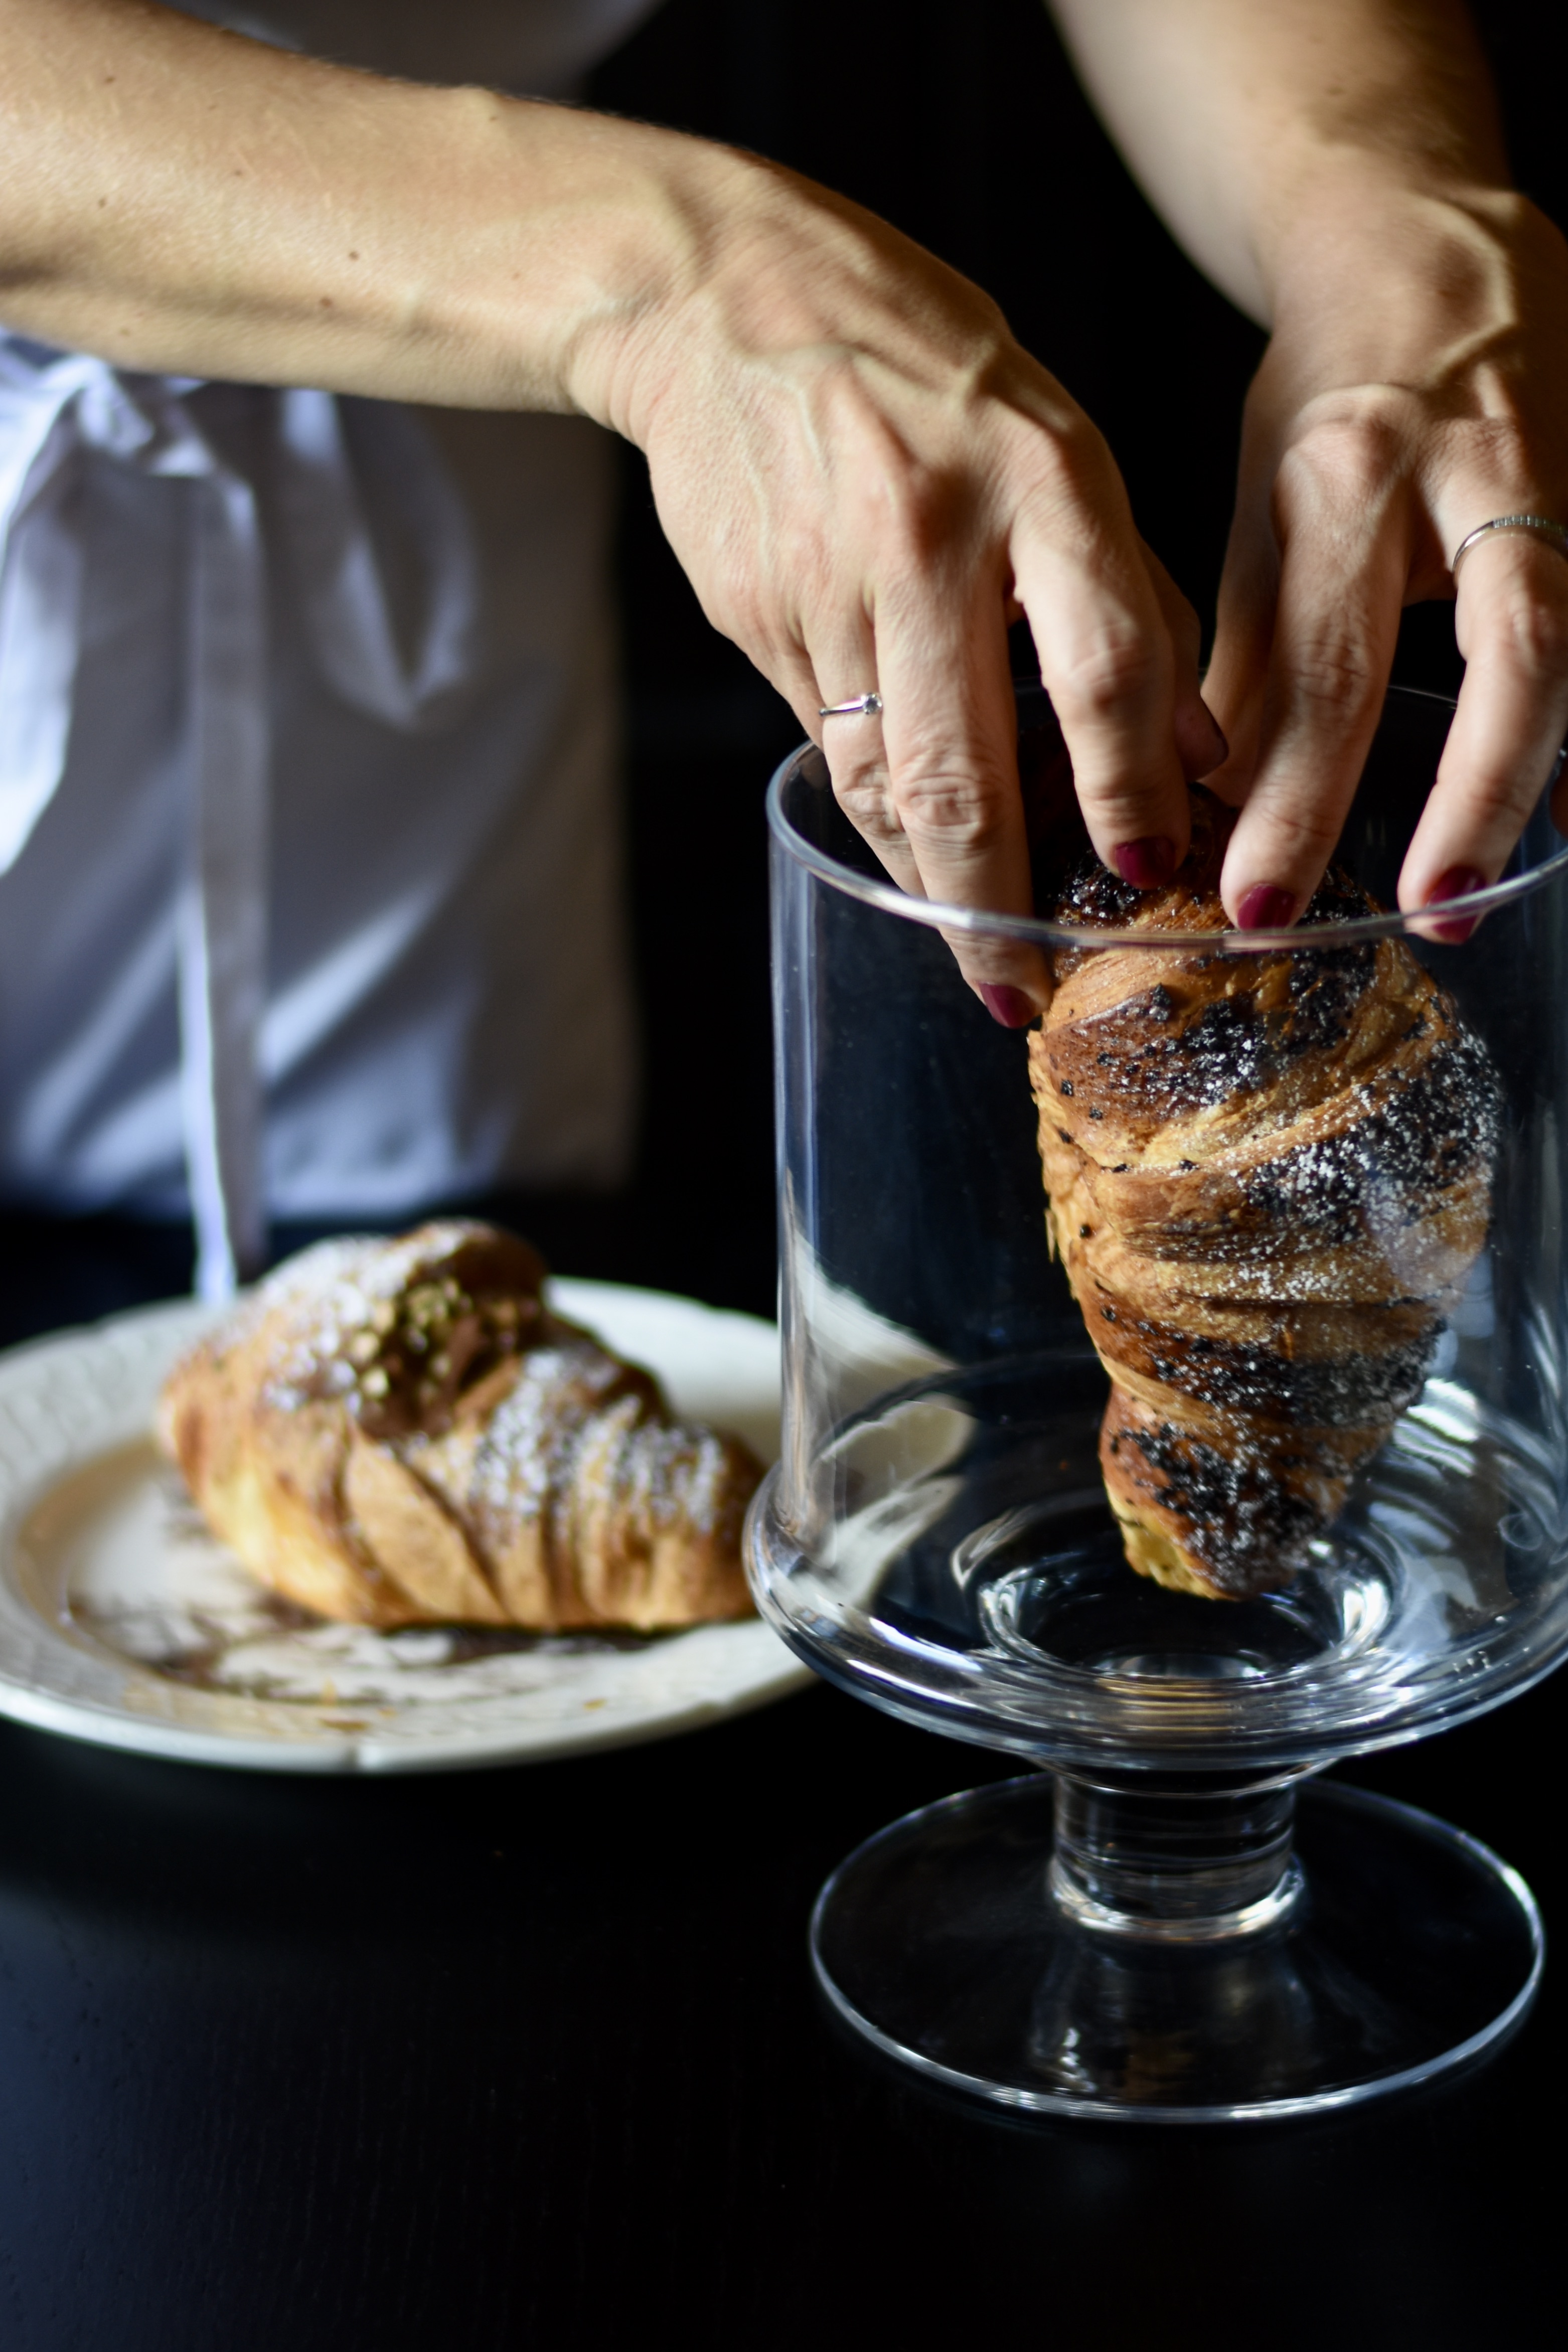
171;1226;762;1629
1031;815;1502;1595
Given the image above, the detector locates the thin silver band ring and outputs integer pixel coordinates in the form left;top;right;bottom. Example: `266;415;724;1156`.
819;692;884;719
1451;514;1568;578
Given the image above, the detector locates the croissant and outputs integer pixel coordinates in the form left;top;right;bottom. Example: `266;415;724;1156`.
158;1221;761;1631
1027;789;1500;1600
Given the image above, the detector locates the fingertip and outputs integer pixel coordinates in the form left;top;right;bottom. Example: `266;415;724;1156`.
978;983;1039;1029
1081;766;1192;896
1399;862;1491;945
1430;864;1490;902
1110;835;1180;891
1081;788;1192;900
953;935;1051;1025
1234;883;1298;932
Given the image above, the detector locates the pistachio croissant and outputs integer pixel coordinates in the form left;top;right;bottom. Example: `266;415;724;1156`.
1028;790;1499;1599
158;1222;760;1631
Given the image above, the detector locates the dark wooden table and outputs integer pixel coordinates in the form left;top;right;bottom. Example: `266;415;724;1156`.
0;1209;1560;2348
2;1647;1563;2349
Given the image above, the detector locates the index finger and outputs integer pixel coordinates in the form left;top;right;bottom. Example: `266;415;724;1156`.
873;557;1049;1021
1012;485;1196;894
1217;473;1408;927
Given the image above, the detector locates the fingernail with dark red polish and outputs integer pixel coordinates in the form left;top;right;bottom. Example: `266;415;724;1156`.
1237;885;1297;931
1432;866;1488;903
1427;865;1488;944
1113;836;1179;891
979;984;1037;1029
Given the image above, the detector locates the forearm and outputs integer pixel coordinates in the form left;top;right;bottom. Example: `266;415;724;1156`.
1051;3;1568;934
1047;0;1513;327
0;0;747;422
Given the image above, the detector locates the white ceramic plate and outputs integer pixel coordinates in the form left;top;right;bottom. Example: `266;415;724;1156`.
0;1280;809;1772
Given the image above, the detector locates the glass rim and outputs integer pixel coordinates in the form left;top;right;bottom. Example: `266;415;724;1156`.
765;684;1568;952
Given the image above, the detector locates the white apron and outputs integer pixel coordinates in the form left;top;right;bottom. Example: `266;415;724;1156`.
0;1;655;1297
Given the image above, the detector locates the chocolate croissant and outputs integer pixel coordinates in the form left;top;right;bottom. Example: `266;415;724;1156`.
1028;790;1499;1599
158;1221;761;1631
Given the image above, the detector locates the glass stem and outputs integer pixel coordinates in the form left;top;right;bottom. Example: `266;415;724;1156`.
1049;1772;1305;1941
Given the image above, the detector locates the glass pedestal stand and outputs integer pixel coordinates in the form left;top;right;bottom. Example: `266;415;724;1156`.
756;684;1567;2123
808;1771;1540;2121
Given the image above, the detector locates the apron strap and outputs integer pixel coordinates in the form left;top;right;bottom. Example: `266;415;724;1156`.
0;348;484;1300
179;466;271;1299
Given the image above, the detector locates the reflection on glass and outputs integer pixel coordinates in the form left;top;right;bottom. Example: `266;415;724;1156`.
749;686;1560;2119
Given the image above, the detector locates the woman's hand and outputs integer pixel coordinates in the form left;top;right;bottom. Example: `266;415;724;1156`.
597;164;1223;1018
1204;182;1568;932
1050;0;1568;933
1;1;1220;1021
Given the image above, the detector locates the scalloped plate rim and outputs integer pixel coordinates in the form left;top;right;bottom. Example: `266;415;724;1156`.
0;1281;811;1773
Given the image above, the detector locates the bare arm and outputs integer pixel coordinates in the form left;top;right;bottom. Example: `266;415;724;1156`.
1051;0;1568;925
0;0;722;411
3;0;1233;1019
1050;0;1508;324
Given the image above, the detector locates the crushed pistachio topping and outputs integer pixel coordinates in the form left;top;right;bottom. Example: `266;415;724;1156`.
349;1274;533;1439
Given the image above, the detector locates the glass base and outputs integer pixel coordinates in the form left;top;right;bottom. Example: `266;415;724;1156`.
811;1776;1543;2122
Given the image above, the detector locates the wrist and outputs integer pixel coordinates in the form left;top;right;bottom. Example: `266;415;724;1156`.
547;129;775;442
1256;167;1561;396
580;144;1020;460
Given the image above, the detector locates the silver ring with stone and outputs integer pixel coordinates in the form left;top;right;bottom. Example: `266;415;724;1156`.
819;692;884;719
1451;514;1568;579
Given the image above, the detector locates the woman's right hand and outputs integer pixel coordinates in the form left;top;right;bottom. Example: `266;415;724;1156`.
587;155;1224;1021
4;10;1216;1014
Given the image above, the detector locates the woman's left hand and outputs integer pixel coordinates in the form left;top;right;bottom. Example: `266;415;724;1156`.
1202;182;1568;930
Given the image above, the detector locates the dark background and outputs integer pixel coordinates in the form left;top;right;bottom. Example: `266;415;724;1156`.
4;6;1568;2344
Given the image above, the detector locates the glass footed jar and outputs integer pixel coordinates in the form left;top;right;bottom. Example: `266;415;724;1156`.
748;683;1565;2122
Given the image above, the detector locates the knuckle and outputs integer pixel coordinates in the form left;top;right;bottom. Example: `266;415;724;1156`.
1452;762;1546;832
832;769;900;840
824;402;964;566
1261;800;1346;862
1273;407;1404;531
1034;407;1116;496
1279;630;1381;718
871;469;970;578
1489;584;1568;681
1052;625;1165;722
893;762;1011;852
995;401;1119;532
1299;393;1407;470
1452;414;1533;489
